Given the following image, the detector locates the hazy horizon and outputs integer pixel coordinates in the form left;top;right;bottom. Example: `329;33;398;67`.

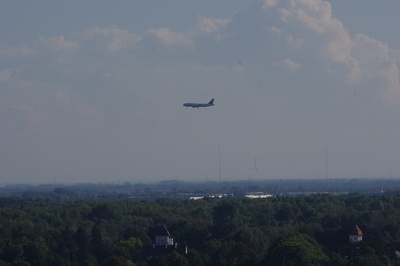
1;0;400;184
2;176;400;189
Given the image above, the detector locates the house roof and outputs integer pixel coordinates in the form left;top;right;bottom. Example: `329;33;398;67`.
349;224;363;236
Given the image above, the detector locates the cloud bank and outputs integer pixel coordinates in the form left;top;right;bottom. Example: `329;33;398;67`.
1;0;400;183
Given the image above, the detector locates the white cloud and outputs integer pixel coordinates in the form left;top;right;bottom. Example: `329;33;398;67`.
0;68;33;88
383;63;400;104
352;34;392;76
279;0;333;34
37;36;78;54
81;26;142;53
286;35;304;49
197;17;230;34
262;0;281;9
351;34;400;102
266;26;282;35
0;45;35;59
145;28;194;48
277;0;352;59
278;58;301;72
258;0;400;101
2;0;400;183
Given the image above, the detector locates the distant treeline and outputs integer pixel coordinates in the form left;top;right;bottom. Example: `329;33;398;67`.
1;193;400;265
2;178;400;200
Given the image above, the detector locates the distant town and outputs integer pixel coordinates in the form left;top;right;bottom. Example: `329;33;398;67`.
1;177;400;201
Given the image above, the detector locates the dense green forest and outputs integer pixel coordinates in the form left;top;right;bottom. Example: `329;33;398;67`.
1;193;400;265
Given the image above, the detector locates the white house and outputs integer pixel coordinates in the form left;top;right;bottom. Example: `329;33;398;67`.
349;224;363;243
155;225;174;246
143;225;187;259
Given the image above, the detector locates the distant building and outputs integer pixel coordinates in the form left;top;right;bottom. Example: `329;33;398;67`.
155;225;174;246
143;225;187;259
349;224;363;243
245;192;274;199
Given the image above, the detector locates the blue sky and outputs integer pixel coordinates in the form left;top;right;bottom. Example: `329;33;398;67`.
1;0;400;184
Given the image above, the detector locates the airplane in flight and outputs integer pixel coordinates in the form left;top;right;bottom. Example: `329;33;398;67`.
183;98;214;109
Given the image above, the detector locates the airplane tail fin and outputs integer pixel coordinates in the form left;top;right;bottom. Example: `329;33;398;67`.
209;99;214;104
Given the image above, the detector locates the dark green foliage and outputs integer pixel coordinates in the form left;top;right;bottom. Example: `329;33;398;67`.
113;237;143;261
1;194;400;264
104;255;135;266
23;238;48;265
186;249;208;266
264;232;330;265
147;255;168;266
166;251;189;266
212;200;239;225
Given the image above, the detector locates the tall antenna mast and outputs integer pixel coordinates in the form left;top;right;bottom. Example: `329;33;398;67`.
219;144;221;182
325;148;329;179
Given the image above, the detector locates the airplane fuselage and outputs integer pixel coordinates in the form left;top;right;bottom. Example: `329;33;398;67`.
183;99;214;109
